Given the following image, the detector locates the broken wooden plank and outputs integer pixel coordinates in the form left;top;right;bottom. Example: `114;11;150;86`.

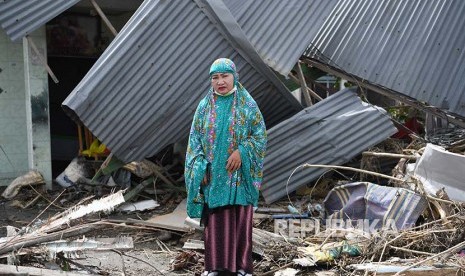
123;177;154;202
117;199;159;212
182;239;204;250
38;190;125;233
44;237;134;258
362;151;419;160
145;199;193;232
296;61;312;106
90;0;118;36
0;222;104;255
26;36;59;84
288;72;323;101
1;237;134;260
302;164;403;182
0;263;96;275
9;194;41;209
255;207;288;213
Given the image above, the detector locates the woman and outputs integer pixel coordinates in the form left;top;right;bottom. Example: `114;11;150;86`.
185;58;267;276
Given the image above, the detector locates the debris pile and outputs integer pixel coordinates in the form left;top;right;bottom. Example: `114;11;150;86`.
1;133;465;275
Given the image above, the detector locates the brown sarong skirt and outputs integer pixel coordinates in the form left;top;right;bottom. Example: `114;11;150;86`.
203;204;254;274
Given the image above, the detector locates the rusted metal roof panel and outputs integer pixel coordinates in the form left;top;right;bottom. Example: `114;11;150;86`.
261;89;397;204
306;0;465;118
0;0;80;42
62;0;302;163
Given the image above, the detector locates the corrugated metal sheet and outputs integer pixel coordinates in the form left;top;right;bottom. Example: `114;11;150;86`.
306;0;465;118
261;89;397;204
0;0;80;42
222;0;338;76
63;0;302;163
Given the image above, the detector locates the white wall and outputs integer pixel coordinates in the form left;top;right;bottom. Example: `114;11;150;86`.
0;26;52;188
24;27;52;189
0;31;29;186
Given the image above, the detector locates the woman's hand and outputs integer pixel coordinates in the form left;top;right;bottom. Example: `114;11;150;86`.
226;149;241;172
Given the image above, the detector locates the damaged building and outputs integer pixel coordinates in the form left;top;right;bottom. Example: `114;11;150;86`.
1;0;465;275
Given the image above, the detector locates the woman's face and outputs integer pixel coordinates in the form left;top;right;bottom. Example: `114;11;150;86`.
211;73;234;94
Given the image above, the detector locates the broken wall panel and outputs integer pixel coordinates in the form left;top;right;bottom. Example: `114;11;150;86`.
306;0;465;118
261;88;397;204
223;0;338;76
414;143;465;202
0;0;80;42
62;0;302;163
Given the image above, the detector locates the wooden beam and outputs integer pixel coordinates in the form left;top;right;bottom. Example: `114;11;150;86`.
296;61;312;106
90;0;118;37
77;124;84;155
0;223;102;255
288;73;324;101
362;151;419;160
26;36;59;83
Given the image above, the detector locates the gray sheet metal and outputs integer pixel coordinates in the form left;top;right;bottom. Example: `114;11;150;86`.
261;89;397;204
0;0;80;42
222;0;338;76
306;0;465;118
62;0;302;163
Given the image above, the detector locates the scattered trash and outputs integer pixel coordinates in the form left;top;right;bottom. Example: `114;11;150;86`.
55;157;94;188
324;182;427;230
298;241;362;264
287;204;300;214
1;170;45;199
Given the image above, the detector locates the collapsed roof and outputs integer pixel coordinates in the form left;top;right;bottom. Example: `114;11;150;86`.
2;0;464;203
305;0;465;119
61;0;338;162
261;88;397;203
0;0;80;42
